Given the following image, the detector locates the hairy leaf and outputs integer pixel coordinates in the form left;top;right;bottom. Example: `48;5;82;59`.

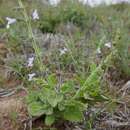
63;105;83;122
45;115;55;126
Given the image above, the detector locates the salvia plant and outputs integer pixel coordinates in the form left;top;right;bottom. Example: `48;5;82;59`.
4;0;121;127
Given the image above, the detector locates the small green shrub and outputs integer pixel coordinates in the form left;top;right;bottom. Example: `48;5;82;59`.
27;74;86;125
114;29;130;77
39;0;89;33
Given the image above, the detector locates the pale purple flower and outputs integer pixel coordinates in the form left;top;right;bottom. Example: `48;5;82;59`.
32;9;39;20
28;73;36;81
105;42;112;48
6;17;16;29
60;47;68;56
27;57;34;67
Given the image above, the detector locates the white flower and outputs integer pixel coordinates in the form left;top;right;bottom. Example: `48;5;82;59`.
28;73;36;81
27;57;34;67
6;17;16;29
32;9;39;20
60;47;68;56
96;48;101;54
105;42;112;48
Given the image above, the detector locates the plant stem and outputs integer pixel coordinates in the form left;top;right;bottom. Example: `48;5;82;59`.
74;49;116;99
18;0;44;71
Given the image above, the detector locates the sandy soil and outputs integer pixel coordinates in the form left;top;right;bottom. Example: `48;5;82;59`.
0;90;28;130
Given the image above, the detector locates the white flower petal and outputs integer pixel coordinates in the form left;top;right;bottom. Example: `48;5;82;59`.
105;42;112;48
32;9;39;20
27;57;34;67
63;48;68;52
6;17;16;29
60;47;68;56
28;73;36;81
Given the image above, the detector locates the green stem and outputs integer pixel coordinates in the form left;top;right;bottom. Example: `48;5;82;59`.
18;0;44;71
73;49;116;99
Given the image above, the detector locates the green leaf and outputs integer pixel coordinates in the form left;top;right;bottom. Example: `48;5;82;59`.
28;102;44;116
61;81;75;94
38;88;50;102
63;105;83;122
26;91;39;103
42;104;54;115
34;78;48;87
83;93;94;101
75;75;85;86
90;63;97;72
28;102;53;116
45;115;55;126
47;74;57;88
56;93;64;103
89;93;109;102
47;92;63;107
39;87;63;108
47;91;57;107
58;102;65;111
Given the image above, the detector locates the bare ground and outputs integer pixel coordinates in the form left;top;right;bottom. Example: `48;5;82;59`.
0;90;28;130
